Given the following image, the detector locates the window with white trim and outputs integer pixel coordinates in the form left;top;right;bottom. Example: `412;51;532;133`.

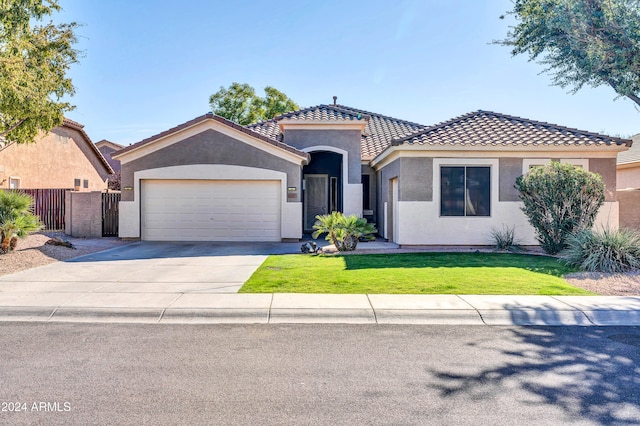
9;177;20;189
440;166;491;217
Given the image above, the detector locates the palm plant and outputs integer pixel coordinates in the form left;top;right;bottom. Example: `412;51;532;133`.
312;212;376;252
0;191;43;253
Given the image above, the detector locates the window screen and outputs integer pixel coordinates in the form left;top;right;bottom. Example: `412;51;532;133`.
440;166;490;217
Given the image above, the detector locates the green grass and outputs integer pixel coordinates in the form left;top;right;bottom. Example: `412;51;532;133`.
239;252;594;295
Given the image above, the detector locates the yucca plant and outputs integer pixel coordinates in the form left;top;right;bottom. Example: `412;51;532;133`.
0;191;43;253
561;227;640;273
490;224;522;252
312;212;377;252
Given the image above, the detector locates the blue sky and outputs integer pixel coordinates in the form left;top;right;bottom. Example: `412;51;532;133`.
58;0;639;145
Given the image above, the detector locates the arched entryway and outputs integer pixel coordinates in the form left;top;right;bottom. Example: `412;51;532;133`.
302;150;343;232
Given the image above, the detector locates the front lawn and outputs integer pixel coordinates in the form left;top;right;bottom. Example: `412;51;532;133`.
239;252;594;295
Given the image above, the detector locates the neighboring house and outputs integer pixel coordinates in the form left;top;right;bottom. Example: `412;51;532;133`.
96;139;125;174
615;133;640;231
0;118;113;191
616;133;640;189
114;103;630;245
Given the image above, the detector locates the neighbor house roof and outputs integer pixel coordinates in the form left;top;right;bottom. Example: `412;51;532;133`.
390;110;632;149
617;134;640;165
248;104;426;161
114;113;310;161
62;118;114;175
95;139;125;151
0;118;113;174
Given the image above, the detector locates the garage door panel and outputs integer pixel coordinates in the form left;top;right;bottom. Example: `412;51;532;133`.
142;180;281;241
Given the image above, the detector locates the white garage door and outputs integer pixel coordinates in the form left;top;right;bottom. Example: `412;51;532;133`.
141;179;281;241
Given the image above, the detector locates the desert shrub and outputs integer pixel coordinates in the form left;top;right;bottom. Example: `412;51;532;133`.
515;162;604;254
490;224;522;252
312;212;377;252
0;191;43;253
561;227;640;273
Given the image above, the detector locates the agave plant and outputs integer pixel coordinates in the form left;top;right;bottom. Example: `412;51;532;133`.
312;212;376;252
0;191;43;253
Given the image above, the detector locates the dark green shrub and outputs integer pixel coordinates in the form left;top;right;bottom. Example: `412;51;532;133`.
561;227;640;273
515;162;605;254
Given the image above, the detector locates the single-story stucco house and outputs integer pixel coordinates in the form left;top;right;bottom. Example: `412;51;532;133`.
113;102;631;245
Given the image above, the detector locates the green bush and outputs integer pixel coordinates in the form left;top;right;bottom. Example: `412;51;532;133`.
561;227;640;273
312;212;377;252
0;190;43;253
515;162;605;254
490;224;522;252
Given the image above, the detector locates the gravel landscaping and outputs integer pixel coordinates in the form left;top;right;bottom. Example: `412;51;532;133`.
564;272;640;296
0;232;133;277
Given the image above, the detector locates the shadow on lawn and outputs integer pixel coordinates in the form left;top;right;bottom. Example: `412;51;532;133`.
425;322;640;424
342;252;571;276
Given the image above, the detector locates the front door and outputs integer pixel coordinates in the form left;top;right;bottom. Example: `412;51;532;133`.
304;174;328;232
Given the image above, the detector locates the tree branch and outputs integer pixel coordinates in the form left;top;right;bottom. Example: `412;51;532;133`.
0;119;26;138
605;79;640;109
626;92;640;108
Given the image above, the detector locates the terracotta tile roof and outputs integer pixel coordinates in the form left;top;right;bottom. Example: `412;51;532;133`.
248;104;426;160
391;110;632;149
617;134;640;165
114;113;310;161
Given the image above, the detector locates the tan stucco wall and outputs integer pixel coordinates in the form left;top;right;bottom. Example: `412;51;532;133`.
0;127;109;190
590;158;617;201
617;190;640;230
65;191;103;237
617;165;640;190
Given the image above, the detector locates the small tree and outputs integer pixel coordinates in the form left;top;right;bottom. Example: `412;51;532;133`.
108;171;121;191
312;212;377;252
0;191;43;253
209;82;299;125
515;162;605;254
0;0;80;144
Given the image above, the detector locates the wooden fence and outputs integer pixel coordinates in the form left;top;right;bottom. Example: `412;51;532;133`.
102;192;120;237
17;188;69;231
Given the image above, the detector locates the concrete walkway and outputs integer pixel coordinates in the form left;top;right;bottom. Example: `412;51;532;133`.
0;240;638;325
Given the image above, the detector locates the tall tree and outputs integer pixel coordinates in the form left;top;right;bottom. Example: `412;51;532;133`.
209;83;299;125
497;0;640;108
261;86;299;121
0;0;80;144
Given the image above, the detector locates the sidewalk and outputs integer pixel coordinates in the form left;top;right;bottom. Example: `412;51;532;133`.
0;291;638;325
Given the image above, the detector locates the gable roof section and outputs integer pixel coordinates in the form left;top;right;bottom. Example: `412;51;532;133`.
114;113;309;161
248;104;426;161
0;118;114;175
390;110;632;150
95;139;125;150
617;134;640;165
62;118;114;175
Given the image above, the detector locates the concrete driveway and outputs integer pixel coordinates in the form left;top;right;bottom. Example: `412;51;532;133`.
0;241;302;294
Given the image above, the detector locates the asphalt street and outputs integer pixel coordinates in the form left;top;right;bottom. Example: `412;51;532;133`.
1;323;639;425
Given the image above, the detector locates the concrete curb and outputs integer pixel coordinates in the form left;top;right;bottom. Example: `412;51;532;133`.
0;294;638;325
